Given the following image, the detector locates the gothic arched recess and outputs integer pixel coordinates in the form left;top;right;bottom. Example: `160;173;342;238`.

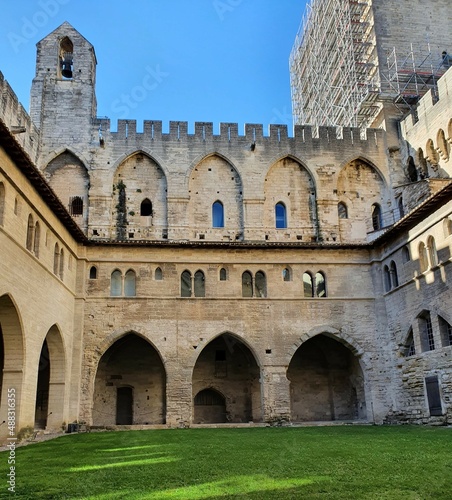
34;325;66;431
44;150;90;232
0;295;25;438
264;157;317;241
188;155;244;241
113;152;167;240
337;158;387;241
192;333;261;423
92;334;166;426
287;334;366;422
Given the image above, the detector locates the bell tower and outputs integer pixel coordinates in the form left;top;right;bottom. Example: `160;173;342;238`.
30;22;97;157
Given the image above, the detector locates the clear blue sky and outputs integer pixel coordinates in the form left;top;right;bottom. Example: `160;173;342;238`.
0;1;307;133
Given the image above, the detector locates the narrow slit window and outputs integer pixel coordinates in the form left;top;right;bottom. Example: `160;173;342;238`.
303;272;313;298
212;201;224;228
275;202;287;229
242;271;253;297
155;267;163;280
371;203;382;231
181;271;192;297
338;202;348;219
111;270;122;296
124;270;136;297
194;270;205;297
255;271;267;298
315;272;326;297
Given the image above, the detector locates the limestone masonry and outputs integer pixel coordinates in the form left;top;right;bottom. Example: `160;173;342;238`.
0;3;451;437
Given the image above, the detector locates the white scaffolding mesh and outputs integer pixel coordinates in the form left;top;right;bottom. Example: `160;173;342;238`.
290;0;379;128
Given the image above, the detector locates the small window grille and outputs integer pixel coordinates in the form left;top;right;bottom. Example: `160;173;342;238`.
70;196;83;216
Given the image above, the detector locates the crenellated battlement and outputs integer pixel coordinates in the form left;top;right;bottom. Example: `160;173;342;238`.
95;118;385;148
0;71;40;163
401;66;452;136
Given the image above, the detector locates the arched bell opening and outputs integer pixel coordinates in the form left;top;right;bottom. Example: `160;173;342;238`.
287;334;366;422
192;333;261;423
92;334;166;426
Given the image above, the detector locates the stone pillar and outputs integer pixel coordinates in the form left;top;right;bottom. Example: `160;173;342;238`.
261;365;291;423
165;363;192;427
46;382;66;431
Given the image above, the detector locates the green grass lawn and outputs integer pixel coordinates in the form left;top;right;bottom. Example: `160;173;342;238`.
1;426;451;499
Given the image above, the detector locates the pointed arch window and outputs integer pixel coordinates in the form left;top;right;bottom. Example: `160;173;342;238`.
70;196;83;216
255;271;267;297
59;249;65;280
275;202;287;229
397;197;404;219
404;329;416;357
124;270;136;297
371;204;382;231
155;267;163;280
419;312;435;352
181;271;192;297
439;316;452;347
111;270;122;296
315;272;326;297
283;267;291;282
26;214;34;251
242;271;253;297
194;271;205;297
140;198;153;216
212;201;224;228
427;236;438;268
419;242;428;272
303;272;313;298
33;222;41;257
89;266;98;279
338;202;348;219
383;265;391;292
390;261;399;288
402;246;410;263
53;243;60;275
443;217;452;238
59;37;73;80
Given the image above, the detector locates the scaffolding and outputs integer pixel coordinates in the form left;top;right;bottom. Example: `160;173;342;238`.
290;0;380;129
381;44;447;113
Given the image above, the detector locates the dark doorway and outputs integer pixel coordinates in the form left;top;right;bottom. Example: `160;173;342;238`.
35;340;50;429
194;388;227;424
116;387;133;424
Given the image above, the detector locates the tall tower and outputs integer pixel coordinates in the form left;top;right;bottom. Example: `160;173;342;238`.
30;22;97;157
290;0;452;131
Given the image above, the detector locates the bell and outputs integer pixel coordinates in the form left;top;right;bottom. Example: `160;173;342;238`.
61;58;73;79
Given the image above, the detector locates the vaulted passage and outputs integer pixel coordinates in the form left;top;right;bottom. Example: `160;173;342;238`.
287;335;366;422
93;334;166;426
192;334;261;423
0;295;24;437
